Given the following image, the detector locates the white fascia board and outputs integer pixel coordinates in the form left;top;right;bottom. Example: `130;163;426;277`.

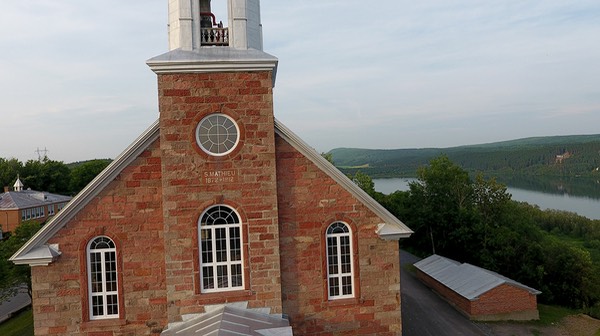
10;120;160;265
11;245;61;267
274;119;413;240
147;48;278;86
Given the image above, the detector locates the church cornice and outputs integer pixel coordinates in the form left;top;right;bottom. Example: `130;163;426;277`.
147;48;278;86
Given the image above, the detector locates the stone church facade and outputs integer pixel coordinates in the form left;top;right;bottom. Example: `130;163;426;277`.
11;1;412;335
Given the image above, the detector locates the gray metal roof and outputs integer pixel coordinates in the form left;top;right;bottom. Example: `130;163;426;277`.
0;190;72;210
161;306;292;335
414;255;541;300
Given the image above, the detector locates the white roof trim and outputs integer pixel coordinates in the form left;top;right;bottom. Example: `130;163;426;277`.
11;117;411;266
10;120;160;265
10;245;61;267
274;119;412;240
147;48;278;86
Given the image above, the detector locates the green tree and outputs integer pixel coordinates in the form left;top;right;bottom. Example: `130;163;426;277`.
0;158;23;190
541;237;595;308
472;173;511;261
0;221;42;301
407;155;475;259
350;171;376;196
69;159;111;194
21;157;71;194
321;152;334;165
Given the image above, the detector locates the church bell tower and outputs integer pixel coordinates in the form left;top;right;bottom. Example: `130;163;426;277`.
147;0;282;324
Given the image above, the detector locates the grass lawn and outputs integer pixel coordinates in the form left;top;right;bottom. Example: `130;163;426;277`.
0;308;34;336
536;304;581;326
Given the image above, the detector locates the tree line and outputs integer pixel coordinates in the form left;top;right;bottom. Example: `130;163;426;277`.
0;157;111;196
352;156;600;317
334;137;600;178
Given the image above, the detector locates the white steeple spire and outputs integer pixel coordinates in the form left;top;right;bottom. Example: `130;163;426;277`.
167;0;263;51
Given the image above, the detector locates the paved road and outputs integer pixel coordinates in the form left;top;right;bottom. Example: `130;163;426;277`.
0;290;31;323
400;250;488;336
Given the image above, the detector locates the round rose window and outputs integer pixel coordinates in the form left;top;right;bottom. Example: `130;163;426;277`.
195;114;240;156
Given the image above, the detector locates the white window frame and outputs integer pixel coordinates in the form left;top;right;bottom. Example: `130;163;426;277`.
198;205;245;293
87;236;119;320
326;222;355;300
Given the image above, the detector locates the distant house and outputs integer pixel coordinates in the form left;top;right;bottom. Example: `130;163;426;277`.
0;177;71;235
414;255;541;321
555;151;572;164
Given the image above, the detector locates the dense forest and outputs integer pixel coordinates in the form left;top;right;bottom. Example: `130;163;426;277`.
350;156;600;318
332;134;600;178
0;157;111;196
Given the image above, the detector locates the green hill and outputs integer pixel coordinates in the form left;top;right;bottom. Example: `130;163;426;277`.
330;134;600;178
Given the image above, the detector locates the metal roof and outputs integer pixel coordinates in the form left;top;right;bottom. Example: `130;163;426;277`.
161;306;292;335
414;255;541;300
0;190;72;210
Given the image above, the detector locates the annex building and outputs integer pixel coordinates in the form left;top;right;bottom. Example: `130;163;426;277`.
0;177;71;236
11;1;413;335
414;255;541;321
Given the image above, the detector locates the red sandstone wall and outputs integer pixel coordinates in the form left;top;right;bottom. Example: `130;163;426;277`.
32;141;167;336
275;136;402;335
157;71;283;322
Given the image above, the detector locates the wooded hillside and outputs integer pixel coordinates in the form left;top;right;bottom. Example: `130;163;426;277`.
331;134;600;178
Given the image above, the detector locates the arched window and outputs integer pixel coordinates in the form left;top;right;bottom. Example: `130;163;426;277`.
326;222;354;300
198;205;244;293
87;236;119;320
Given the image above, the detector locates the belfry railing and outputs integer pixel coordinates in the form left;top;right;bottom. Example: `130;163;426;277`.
201;28;229;46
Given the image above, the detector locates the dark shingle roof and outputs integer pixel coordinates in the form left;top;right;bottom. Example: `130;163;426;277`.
0;190;72;210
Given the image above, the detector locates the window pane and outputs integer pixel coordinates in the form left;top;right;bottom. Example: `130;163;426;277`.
215;228;227;262
217;265;229;288
105;251;118;292
201;229;213;263
327;237;338;275
342;276;353;295
90;252;103;293
229;227;241;261
329;277;339;297
107;294;119;315
203;266;214;289
92;295;104;317
231;264;242;287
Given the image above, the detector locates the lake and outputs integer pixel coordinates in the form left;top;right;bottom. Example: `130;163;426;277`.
373;178;600;220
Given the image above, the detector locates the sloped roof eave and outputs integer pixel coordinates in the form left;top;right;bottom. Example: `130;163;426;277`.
11;117;412;265
414;255;542;300
10;119;160;265
274;119;413;240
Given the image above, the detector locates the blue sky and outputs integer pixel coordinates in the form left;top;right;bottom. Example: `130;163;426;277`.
2;1;600;163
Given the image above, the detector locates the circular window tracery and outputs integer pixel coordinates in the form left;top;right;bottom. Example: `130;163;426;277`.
195;114;239;156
